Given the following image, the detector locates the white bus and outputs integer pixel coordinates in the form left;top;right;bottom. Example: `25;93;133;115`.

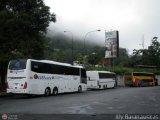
7;59;87;96
87;71;116;89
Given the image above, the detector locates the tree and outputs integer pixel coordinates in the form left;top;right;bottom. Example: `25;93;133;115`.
88;52;99;65
131;37;160;67
0;0;56;89
147;37;160;66
113;48;130;67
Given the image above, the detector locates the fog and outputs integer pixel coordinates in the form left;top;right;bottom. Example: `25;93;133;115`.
45;0;160;54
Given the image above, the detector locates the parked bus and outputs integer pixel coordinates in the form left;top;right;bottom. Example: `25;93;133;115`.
124;72;156;87
7;59;87;96
86;71;116;89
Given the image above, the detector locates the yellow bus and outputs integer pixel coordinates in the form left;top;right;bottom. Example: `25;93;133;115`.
124;72;156;87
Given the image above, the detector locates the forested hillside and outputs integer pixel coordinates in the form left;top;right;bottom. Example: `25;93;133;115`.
44;33;106;65
45;35;160;73
44;33;132;67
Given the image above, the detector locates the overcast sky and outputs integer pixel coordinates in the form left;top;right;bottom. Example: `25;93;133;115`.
44;0;160;54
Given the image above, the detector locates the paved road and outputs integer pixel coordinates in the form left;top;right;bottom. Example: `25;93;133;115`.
0;86;160;119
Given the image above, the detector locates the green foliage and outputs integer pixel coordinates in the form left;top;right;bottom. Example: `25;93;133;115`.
0;0;56;88
0;0;56;61
45;34;105;64
131;37;160;67
152;70;160;75
112;48;131;67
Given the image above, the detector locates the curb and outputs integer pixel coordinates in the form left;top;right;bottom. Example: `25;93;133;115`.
0;92;9;97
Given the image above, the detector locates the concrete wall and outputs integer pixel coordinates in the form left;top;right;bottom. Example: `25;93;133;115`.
117;75;125;86
155;75;160;85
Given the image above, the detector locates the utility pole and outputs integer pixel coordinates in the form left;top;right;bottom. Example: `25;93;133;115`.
64;31;74;65
139;35;145;49
142;35;145;49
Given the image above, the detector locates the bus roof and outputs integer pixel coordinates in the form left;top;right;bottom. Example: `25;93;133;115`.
124;72;154;74
29;59;84;68
87;70;115;74
40;60;72;66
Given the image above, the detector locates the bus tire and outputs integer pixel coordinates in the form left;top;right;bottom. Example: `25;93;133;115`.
44;88;50;96
78;86;82;93
27;94;33;98
138;83;141;87
113;83;116;88
53;87;58;96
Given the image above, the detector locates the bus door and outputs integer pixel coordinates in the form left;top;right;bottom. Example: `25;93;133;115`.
80;69;87;84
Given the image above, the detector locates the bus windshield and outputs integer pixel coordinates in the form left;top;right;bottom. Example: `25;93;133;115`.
9;59;27;70
133;73;153;77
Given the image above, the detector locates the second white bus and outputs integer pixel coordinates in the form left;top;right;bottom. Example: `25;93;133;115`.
87;71;116;89
7;59;87;96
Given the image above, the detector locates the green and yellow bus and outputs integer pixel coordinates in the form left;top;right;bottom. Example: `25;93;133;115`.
124;72;156;87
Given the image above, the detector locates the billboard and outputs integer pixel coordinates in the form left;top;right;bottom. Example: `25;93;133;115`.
105;31;119;58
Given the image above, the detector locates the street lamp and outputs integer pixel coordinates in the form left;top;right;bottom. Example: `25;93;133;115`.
64;31;74;65
84;29;101;55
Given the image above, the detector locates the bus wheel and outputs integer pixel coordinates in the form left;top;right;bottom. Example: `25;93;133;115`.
44;88;50;96
138;83;141;87
53;87;58;96
113;83;116;88
78;86;82;93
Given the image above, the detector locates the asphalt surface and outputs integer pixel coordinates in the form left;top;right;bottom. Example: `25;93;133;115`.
0;86;160;120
